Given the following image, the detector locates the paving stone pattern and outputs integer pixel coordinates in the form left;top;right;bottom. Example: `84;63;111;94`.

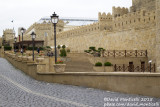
0;58;160;107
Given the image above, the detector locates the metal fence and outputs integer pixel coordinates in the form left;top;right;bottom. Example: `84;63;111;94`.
104;50;147;57
114;64;155;72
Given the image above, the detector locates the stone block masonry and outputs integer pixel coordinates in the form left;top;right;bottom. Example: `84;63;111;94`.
3;51;160;98
156;0;160;72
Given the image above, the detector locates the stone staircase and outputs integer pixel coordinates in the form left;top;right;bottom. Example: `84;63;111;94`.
65;53;94;72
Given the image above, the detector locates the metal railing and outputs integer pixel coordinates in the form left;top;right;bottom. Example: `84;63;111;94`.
114;64;155;72
104;50;147;57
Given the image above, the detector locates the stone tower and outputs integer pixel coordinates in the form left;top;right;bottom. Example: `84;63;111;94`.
156;0;160;72
3;29;14;41
131;0;156;12
98;12;112;31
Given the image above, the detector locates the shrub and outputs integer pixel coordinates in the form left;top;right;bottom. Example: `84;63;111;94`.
96;50;100;52
84;50;88;53
22;54;26;56
39;47;44;50
89;46;96;51
84;50;90;53
27;47;37;50
104;62;112;66
46;46;50;48
60;49;67;57
62;45;66;49
57;45;61;49
4;46;12;50
84;49;92;53
56;60;64;64
27;47;44;50
39;53;44;56
98;47;103;51
95;62;102;66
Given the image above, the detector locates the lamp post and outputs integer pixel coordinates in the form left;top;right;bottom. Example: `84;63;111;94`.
31;32;36;61
14;37;17;53
20;27;25;55
51;12;59;63
149;60;152;73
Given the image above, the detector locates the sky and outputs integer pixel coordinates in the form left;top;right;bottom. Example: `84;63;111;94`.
0;0;132;36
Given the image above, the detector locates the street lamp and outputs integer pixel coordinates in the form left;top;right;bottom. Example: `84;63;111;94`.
2;35;4;46
21;27;25;41
21;27;25;55
14;37;17;53
31;32;36;61
149;60;152;73
51;12;59;63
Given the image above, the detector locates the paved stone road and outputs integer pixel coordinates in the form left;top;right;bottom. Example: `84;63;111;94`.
0;58;160;107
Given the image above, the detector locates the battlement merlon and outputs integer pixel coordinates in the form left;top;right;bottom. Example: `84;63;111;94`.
56;22;99;38
98;12;112;21
112;6;129;18
3;29;14;34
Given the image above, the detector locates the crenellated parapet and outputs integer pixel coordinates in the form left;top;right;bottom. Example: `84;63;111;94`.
98;12;112;21
98;12;113;31
56;22;99;39
112;6;129;18
56;9;156;39
113;10;156;31
3;29;14;34
24;19;65;41
3;29;14;41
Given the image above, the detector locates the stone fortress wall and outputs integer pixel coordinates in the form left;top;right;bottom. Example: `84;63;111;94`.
111;9;156;31
46;0;157;61
131;0;156;12
23;20;64;46
21;0;157;64
55;27;156;60
24;21;64;40
51;0;156;39
156;0;160;71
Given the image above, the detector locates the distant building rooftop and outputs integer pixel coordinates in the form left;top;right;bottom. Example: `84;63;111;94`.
37;17;98;26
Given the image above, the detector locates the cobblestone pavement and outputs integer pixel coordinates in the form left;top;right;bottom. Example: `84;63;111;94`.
0;58;160;107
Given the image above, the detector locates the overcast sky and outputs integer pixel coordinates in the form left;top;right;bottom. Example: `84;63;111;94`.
0;0;132;36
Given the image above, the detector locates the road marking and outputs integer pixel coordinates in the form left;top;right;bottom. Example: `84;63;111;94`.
0;74;93;107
